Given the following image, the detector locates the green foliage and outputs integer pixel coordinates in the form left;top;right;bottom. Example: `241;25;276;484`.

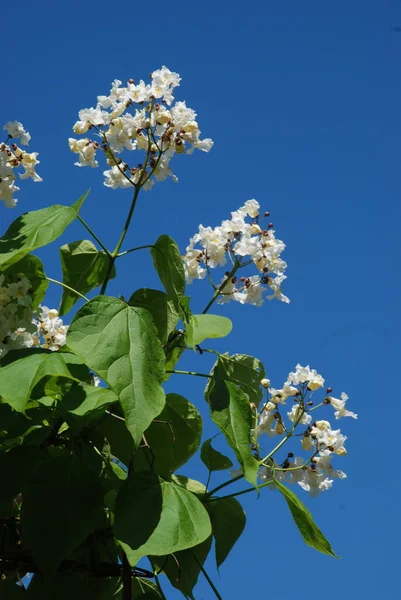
59;240;116;315
206;497;246;568
275;481;339;557
150;235;186;320
21;454;105;578
114;473;212;565
151;537;212;599
129;288;179;344
185;314;232;347
67;296;166;447
205;368;259;487
0;351;82;413
0;193;88;269
201;437;233;472
134;393;202;476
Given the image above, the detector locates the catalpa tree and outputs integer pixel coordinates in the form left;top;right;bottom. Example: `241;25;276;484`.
0;66;357;599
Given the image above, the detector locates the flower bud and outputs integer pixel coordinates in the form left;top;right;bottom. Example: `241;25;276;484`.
260;378;270;389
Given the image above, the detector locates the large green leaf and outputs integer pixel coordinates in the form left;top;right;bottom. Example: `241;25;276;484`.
205;375;259;487
59;240;116;316
1;254;48;309
151;536;212;599
185;314;232;348
206;497;246;567
114;472;211;565
63;385;118;432
129;288;173;345
150;235;185;313
67;296;166;447
201;437;233;472
0;192;88;269
134;393;202;476
0;446;46;517
0;352;81;413
21;454;105;578
211;353;266;408
275;480;338;557
95;411;135;467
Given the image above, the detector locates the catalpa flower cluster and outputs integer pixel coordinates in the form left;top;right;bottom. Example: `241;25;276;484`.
69;66;213;190
183;199;289;306
0;271;68;358
255;364;357;497
0;122;42;208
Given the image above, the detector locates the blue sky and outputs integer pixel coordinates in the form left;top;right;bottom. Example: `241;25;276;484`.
2;0;400;598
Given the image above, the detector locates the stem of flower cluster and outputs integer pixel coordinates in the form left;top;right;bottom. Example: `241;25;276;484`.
202;260;240;314
100;183;141;295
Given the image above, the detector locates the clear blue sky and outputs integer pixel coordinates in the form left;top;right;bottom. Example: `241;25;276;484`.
2;0;400;598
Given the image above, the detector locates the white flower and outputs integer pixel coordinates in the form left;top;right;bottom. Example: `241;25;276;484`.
287;404;312;425
328;392;358;420
257;409;276;437
286;364;324;389
297;470;334;497
4;121;31;145
68;138;98;168
19;152;43;182
234;275;264;306
267;274;290;304
311;420;347;456
103;165;133;189
240;199;260;219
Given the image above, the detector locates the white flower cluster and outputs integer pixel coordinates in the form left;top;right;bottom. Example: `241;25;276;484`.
256;364;357;496
1;122;42;208
183;199;288;306
0;272;36;356
0;271;68;359
69;66;213;190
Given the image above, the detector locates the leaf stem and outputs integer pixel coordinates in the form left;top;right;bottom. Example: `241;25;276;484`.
77;215;111;256
165;369;211;379
46;277;89;302
122;552;132;600
207;479;274;502
191;552;224;600
117;244;155;257
205;473;244;499
202;260;240;314
149;559;167;600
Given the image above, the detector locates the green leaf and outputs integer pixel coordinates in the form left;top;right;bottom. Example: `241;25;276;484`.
0;352;81;413
212;353;266;408
206;497;246;567
21;454;105;578
171;475;206;496
1;254;48;309
150;235;185;313
134;393;202;476
0;191;89;269
205;375;259;487
27;571;122;600
59;240;115;316
67;296;166;447
0;580;25;599
114;472;211;565
185;314;232;347
164;330;185;382
201;437;233;472
275;480;339;557
62;385;118;432
129;288;173;344
133;578;164;599
0;446;46;517
151;536;212;599
95;411;135;467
